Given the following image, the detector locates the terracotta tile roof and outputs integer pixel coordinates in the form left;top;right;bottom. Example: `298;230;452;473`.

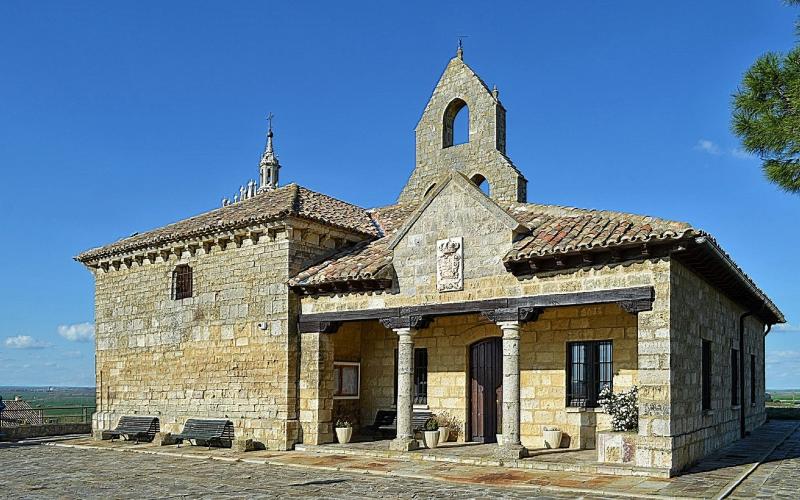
502;203;699;262
290;200;784;324
292;201;697;288
290;203;418;287
76;184;379;263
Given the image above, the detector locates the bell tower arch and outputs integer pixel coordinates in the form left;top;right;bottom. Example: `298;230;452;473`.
398;48;526;204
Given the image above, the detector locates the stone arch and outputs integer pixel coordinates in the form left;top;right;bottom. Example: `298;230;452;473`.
470;173;490;195
442;98;469;148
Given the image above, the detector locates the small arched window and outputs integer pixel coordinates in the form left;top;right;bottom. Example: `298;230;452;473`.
172;264;193;300
442;98;469;148
471;173;490;196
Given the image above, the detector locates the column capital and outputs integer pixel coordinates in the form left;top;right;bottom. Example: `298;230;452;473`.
482;306;542;324
393;327;417;337
380;315;430;331
497;320;521;338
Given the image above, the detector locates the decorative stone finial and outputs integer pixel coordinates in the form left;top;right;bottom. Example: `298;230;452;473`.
492;85;499;100
456;38;464;60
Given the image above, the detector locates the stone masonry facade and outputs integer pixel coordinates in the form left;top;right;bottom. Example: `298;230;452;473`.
78;47;783;476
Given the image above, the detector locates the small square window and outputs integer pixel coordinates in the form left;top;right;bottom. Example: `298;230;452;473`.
334;362;360;399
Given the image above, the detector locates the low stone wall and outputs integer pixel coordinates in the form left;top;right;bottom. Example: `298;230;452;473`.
0;423;91;440
767;406;800;420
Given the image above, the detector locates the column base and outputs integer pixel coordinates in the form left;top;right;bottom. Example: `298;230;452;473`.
495;444;528;460
390;437;419;452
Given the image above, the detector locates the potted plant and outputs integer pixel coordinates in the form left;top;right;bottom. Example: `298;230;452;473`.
596;386;639;464
598;386;639;432
335;418;353;444
422;417;440;449
543;426;562;449
435;411;460;443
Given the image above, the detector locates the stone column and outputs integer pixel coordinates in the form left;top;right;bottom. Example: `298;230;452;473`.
497;321;527;459
390;327;419;451
299;331;334;445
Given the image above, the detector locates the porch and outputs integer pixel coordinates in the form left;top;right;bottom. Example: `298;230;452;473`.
298;287;656;465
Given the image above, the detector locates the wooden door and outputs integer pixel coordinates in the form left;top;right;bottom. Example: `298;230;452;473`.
470;337;502;443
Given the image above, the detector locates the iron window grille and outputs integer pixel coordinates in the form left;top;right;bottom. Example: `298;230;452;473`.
172;265;193;300
566;340;613;408
393;348;428;405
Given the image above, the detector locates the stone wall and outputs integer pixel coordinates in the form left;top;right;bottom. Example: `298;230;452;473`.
668;259;766;471
0;423;91;440
92;220;353;450
398;56;526;204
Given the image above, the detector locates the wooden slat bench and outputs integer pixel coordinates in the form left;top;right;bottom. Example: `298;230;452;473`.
173;419;234;449
108;416;159;444
378;410;433;438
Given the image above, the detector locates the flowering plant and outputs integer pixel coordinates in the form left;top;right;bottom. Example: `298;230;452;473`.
598;386;639;432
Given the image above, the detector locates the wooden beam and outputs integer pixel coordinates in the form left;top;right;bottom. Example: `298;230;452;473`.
297;286;655;331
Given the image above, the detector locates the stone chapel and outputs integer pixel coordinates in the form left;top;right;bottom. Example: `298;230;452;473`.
77;47;784;476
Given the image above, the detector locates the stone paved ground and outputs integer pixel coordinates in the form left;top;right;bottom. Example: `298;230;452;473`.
0;441;615;499
727;423;800;499
1;421;799;499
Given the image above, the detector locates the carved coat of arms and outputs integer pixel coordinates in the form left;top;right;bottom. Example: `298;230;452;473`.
437;237;463;292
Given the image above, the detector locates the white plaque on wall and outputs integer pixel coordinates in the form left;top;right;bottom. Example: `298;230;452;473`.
437;237;463;292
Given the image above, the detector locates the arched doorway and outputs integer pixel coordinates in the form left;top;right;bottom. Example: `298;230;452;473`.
469;337;502;443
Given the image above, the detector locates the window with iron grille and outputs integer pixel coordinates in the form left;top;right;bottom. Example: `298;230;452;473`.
566;340;613;407
750;354;756;406
702;340;712;411
393;348;428;405
172;265;193;300
731;349;740;406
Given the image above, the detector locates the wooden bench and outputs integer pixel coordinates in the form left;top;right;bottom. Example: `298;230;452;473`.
377;410;433;438
173;419;234;449
108;416;159;444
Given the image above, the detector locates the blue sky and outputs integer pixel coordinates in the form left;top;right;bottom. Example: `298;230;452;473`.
0;1;798;388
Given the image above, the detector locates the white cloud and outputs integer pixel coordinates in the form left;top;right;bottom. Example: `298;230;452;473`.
695;139;721;155
4;335;50;349
774;323;799;333
57;322;95;342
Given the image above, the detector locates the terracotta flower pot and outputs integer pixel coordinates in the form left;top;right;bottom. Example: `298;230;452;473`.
335;427;352;444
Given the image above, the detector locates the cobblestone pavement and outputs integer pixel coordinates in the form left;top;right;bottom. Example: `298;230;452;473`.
1;421;799;499
728;423;800;499
0;442;615;499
